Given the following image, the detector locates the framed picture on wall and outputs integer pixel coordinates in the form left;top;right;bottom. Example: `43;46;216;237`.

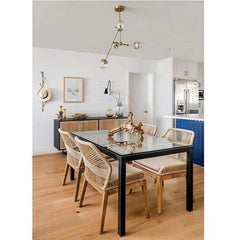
63;77;84;103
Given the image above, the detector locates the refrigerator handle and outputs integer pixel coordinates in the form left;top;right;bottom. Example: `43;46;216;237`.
184;89;187;113
187;89;190;113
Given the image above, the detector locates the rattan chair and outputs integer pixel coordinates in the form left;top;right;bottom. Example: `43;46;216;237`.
128;123;158;193
58;129;85;202
75;137;150;234
142;123;158;136
132;128;195;214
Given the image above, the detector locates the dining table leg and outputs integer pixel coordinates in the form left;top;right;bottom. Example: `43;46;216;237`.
70;167;75;181
118;158;126;236
186;149;193;211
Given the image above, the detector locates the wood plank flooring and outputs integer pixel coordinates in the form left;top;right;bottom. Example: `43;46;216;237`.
33;153;204;240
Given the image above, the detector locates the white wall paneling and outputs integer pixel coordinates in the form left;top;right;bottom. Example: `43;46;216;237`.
32;47;157;154
155;58;174;136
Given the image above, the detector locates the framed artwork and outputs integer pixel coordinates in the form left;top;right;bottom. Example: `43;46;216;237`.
63;77;84;103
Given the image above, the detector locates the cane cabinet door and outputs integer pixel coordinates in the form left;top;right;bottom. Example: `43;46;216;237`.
60;120;98;149
99;119;127;131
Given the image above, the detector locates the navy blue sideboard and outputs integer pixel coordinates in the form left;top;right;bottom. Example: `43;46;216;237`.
176;119;204;166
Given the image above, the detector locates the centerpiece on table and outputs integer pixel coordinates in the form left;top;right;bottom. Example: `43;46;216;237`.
108;112;144;139
107;112;144;153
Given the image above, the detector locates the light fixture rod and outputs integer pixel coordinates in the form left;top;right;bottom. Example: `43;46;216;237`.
100;5;141;69
104;30;119;60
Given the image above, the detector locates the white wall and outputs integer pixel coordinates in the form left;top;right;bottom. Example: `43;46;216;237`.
155;58;174;136
33;47;157;155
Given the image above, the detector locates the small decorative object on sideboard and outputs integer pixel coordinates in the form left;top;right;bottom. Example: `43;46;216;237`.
106;108;114;117
56;106;64;120
71;112;88;120
63;108;67;119
115;102;124;117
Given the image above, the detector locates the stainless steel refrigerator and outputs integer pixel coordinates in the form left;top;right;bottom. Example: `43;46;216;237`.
174;79;199;114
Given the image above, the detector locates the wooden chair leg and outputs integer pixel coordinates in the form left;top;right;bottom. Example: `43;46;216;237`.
128;188;133;195
141;180;150;219
62;162;69;186
157;177;163;215
100;192;109;234
74;170;82;202
79;177;88;207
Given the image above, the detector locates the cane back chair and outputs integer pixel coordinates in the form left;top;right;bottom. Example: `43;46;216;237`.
75;137;150;234
142;123;158;137
132;128;195;214
58;129;85;202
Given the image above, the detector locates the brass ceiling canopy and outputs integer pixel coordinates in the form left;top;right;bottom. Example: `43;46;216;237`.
114;5;125;12
100;5;141;69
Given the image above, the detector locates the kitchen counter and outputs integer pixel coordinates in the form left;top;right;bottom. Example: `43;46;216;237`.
164;114;204;121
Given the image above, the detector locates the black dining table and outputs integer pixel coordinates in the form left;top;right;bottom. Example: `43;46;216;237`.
72;130;194;237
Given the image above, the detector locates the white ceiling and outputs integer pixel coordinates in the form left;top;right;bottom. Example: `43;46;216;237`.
33;1;204;62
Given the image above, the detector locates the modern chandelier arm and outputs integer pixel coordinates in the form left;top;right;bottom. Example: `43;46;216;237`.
100;5;141;69
118;12;122;43
105;30;119;60
121;43;130;46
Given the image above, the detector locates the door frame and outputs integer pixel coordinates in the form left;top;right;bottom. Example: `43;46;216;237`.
125;70;155;123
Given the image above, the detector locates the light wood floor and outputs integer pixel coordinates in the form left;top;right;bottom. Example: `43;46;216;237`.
33;153;204;240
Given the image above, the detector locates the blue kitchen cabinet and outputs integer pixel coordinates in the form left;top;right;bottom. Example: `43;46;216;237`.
176;119;204;166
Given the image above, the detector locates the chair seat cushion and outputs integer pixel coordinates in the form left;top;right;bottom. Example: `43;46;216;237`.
107;161;144;189
133;156;186;176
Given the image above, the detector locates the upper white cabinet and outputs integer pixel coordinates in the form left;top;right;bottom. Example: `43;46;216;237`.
173;61;198;80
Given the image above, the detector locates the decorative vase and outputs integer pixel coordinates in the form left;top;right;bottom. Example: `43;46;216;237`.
106;108;114;117
115;102;124;117
63;108;67;119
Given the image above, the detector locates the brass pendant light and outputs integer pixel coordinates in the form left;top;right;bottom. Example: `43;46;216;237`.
100;5;141;69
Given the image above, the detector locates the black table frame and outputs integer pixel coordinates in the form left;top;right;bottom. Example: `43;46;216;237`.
72;132;193;237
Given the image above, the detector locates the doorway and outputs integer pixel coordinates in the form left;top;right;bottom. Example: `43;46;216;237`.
126;72;154;124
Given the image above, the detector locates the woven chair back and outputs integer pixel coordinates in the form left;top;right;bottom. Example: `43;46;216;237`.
58;129;82;169
75;137;112;190
142;123;158;136
162;128;195;161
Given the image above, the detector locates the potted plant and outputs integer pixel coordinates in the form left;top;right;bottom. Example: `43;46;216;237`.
57;106;64;120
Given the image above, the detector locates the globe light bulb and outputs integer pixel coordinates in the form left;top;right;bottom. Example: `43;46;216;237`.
100;59;108;69
116;20;124;31
133;41;141;50
113;42;120;49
